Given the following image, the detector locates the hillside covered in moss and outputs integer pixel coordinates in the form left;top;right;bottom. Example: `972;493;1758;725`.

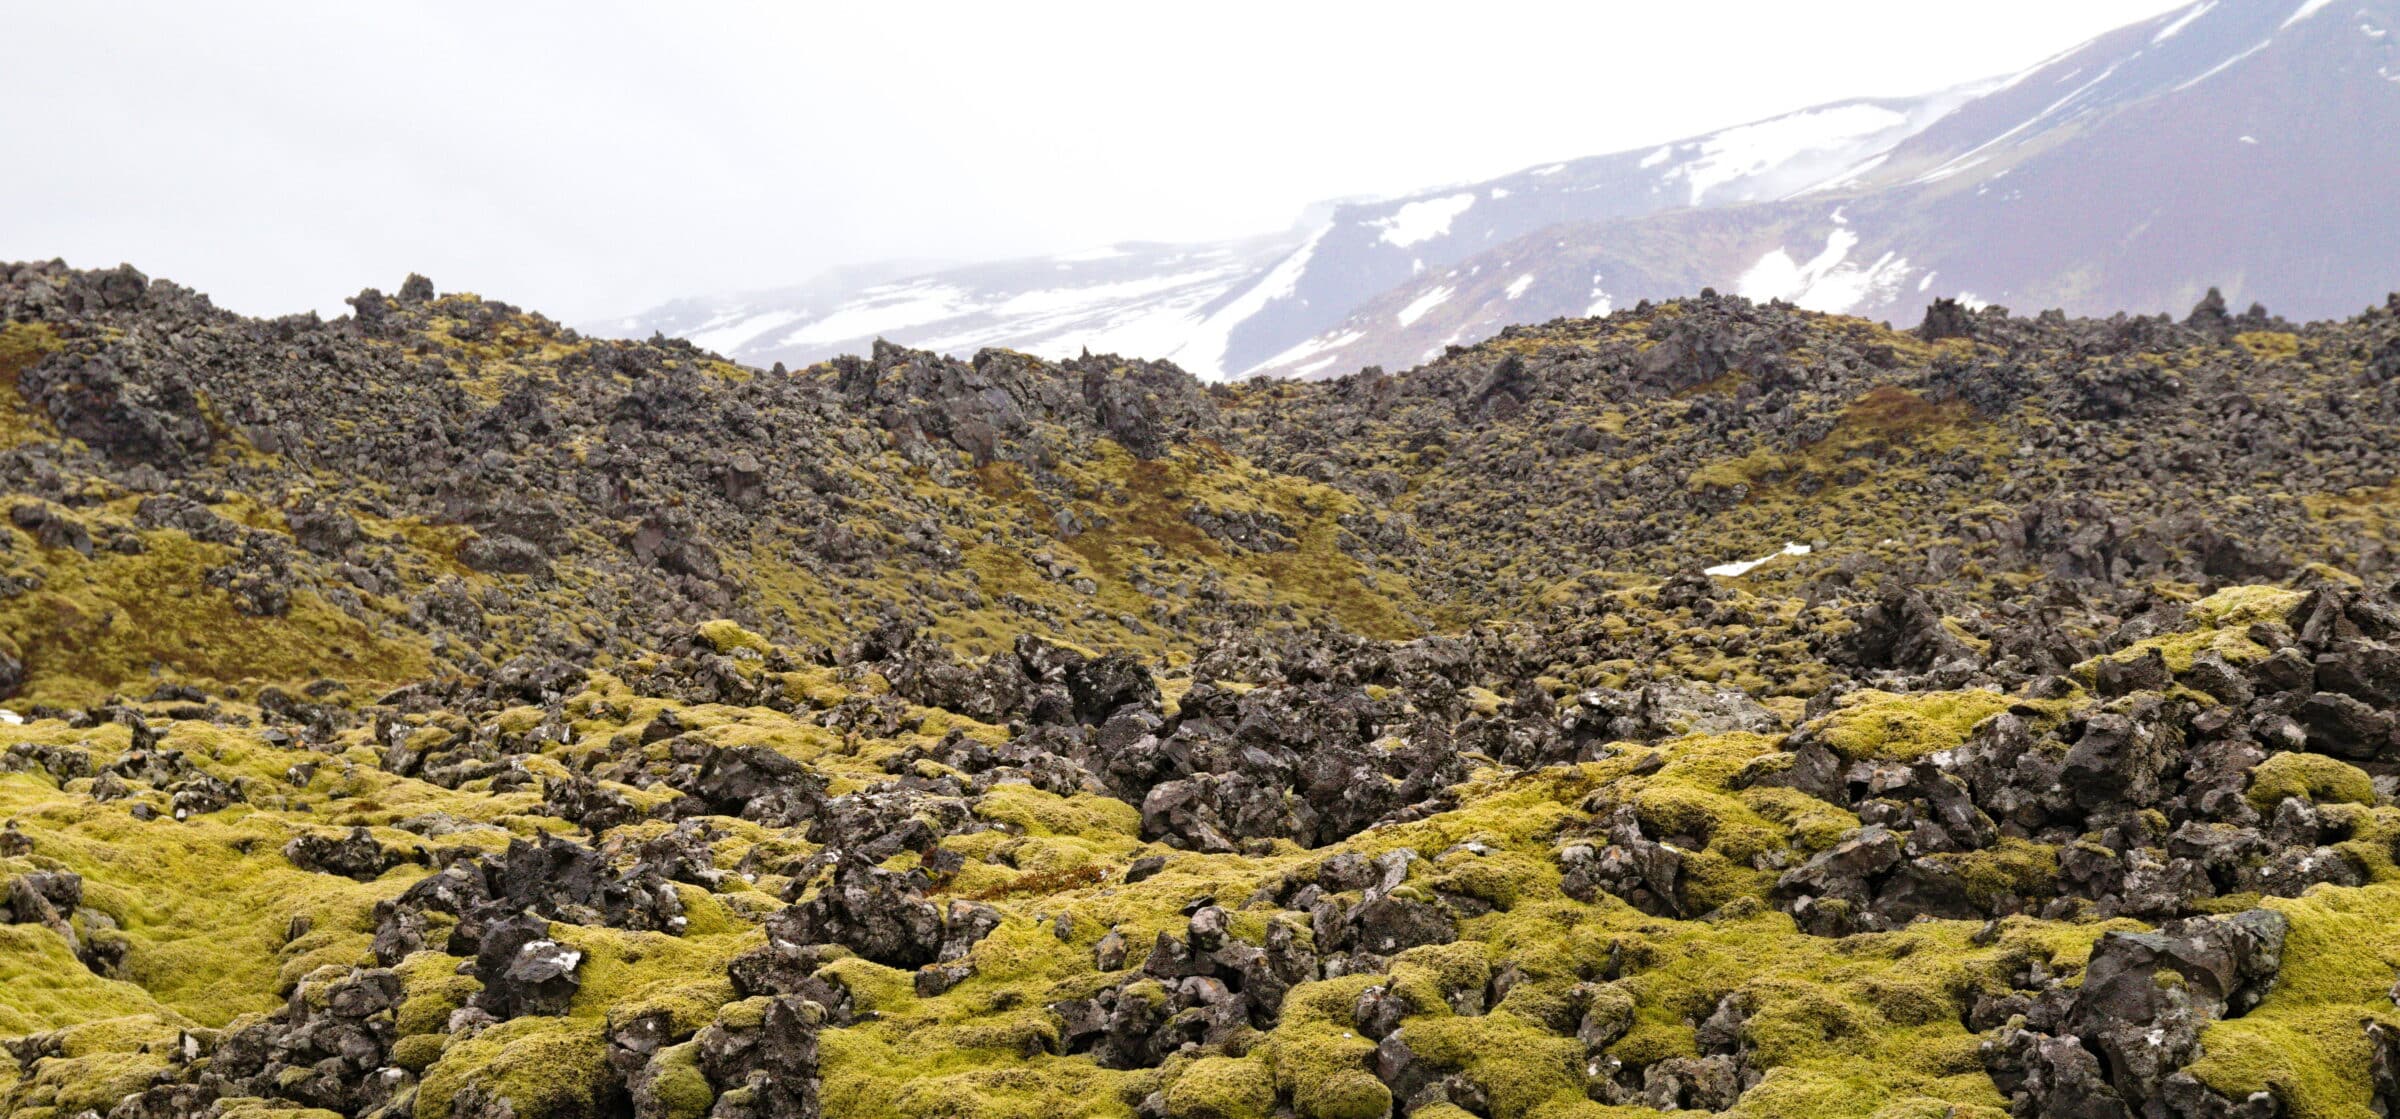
5;260;2400;1119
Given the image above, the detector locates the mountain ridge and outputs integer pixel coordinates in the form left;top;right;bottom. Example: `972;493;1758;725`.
1251;0;2400;376
601;0;2400;385
591;80;1994;380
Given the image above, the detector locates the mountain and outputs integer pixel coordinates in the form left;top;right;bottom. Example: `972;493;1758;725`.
9;260;2400;1118
595;83;1991;379
606;0;2400;383
1259;0;2400;376
1173;81;1992;379
597;233;1307;380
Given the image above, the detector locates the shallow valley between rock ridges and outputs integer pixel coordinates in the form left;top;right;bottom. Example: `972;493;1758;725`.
6;262;2400;1119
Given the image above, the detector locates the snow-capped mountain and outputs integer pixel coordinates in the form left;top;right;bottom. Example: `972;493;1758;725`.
595;235;1306;377
603;0;2400;382
1255;0;2400;377
597;85;1989;379
1208;83;1994;379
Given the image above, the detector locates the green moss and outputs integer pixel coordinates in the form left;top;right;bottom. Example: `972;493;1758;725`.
414;1017;615;1119
0;321;65;448
1812;690;2019;761
2247;752;2377;811
0;764;410;1026
2186;884;2400;1119
0;321;61;372
2188;585;2307;628
2081;584;2305;679
1400;1011;1588;1116
644;1042;716;1119
0;526;432;704
1257;976;1385;1119
211;1103;345;1119
1738;978;1874;1065
555;923;741;1036
696;618;772;656
391;1032;447;1073
1423;849;1548;912
7;1052;172;1116
1163;1055;1277;1119
1934;838;2061;910
394;953;477;1037
0;923;177;1038
965;783;1145;881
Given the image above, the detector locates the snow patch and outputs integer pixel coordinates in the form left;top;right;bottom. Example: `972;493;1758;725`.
1531;163;1567;176
685;309;804;356
1796;152;1890;196
1736;229;1915;314
2239;134;2259;144
2152;1;2216;43
1674;104;1910;206
778;286;968;348
1586;274;1614;317
1422;327;1475;362
1488;187;1511;199
2175;38;2274;91
1396;286;1454;327
989;272;1225;317
1170;227;1326;380
2000;38;2097;93
0;709;20;726
1376;193;1477;247
1255;328;1365;376
2282;0;2335;30
1918;59;2129;184
1706;543;1812;578
1638;145;1675;169
1505;274;1536;300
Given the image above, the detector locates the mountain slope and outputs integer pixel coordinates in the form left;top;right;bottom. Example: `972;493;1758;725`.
1259;0;2400;377
598;85;1988;379
596;233;1307;378
608;0;2400;384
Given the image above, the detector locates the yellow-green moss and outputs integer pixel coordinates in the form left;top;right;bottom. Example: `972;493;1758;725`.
2247;752;2378;811
2186;884;2400;1119
1163;1055;1278;1119
696;618;772;656
414;1017;615;1119
1935;838;2060;909
0;527;432;704
644;1042;716;1119
1812;690;2019;761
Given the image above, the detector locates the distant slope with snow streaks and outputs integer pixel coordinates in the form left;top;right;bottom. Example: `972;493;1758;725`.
603;0;2400;383
1252;0;2400;378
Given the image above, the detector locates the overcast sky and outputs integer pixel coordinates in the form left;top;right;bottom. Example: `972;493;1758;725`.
4;1;2191;323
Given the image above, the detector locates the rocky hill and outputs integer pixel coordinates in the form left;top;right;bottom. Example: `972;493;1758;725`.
7;260;2400;1119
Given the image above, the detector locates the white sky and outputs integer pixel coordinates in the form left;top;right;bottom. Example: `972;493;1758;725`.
1;0;2189;322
